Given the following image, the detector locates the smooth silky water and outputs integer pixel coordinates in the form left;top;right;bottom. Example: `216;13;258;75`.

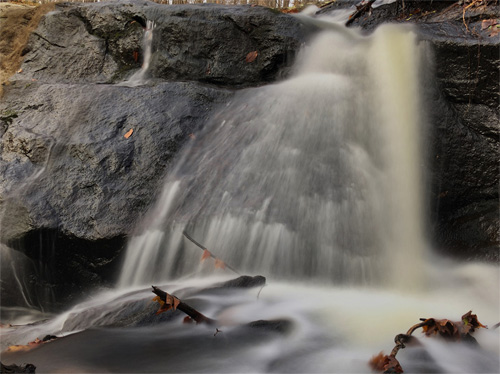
1;14;499;374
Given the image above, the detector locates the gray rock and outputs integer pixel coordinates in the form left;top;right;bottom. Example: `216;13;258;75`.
1;81;231;242
18;0;314;86
0;80;231;310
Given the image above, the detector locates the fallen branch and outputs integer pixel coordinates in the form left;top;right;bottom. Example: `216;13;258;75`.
319;0;337;8
346;0;376;26
183;231;241;275
151;285;216;325
370;311;487;373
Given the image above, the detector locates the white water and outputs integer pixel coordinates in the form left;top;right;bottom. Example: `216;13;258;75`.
118;19;155;87
118;24;428;289
1;267;498;373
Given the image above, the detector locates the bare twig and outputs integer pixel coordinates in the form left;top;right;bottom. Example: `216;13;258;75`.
152;285;216;325
346;0;376;26
257;284;265;299
183;231;241;275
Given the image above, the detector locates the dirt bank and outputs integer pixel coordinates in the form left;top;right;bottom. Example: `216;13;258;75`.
0;2;54;97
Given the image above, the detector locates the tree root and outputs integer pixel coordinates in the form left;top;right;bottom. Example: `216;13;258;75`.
370;311;487;373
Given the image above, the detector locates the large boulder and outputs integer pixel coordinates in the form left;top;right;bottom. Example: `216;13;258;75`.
0;80;231;310
0;0;313;311
319;0;499;261
17;0;314;86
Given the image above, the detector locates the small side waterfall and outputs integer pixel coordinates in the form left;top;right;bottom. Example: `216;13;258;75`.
119;19;155;87
118;24;429;289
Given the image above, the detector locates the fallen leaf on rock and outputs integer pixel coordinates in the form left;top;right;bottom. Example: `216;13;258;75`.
245;51;258;63
489;26;499;37
17;68;23;73
481;19;498;30
6;338;44;353
133;51;139;62
6;345;32;353
124;128;133;139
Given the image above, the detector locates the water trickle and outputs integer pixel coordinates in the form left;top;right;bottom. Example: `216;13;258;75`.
118;24;429;289
119;19;155;87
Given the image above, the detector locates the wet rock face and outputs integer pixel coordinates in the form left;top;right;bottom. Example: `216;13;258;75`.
18;0;314;86
417;8;499;261
320;0;499;260
1;0;312;311
1;81;231;242
0;81;232;310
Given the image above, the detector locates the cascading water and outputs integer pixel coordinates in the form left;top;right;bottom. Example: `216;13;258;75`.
119;19;155;87
2;13;499;374
118;24;427;289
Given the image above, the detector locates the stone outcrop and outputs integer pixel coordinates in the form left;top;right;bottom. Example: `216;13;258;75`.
17;0;313;86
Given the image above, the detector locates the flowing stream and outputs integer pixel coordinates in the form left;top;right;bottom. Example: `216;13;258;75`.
1;13;499;374
118;19;156;87
118;23;427;289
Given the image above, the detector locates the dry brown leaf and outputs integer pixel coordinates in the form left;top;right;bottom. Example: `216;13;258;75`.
6;345;32;353
422;318;460;340
489;27;500;37
154;292;180;314
156;303;172;315
6;338;44;353
481;19;498;30
421;312;485;341
133;51;139;62
369;352;403;373
369;352;387;372
124;128;133;139
152;295;164;305
214;259;226;270
201;249;212;262
461;311;487;334
245;51;258;63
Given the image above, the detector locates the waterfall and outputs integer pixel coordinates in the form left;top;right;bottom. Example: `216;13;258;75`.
118;24;429;289
119;19;155;87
